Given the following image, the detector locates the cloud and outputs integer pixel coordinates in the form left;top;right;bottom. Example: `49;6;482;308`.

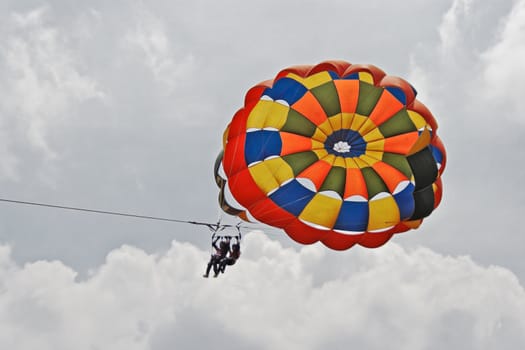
0;233;524;350
480;0;525;119
0;5;524;346
408;0;514;94
438;0;475;51
401;0;525;280
0;6;104;179
124;5;196;93
430;0;525;124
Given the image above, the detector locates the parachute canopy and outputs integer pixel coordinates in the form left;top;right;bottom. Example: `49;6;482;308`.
216;60;446;250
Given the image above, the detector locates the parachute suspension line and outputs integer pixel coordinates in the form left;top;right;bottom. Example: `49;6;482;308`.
0;197;238;230
216;207;225;232
235;222;242;241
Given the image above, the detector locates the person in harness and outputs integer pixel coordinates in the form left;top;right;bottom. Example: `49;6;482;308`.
218;236;241;274
203;235;230;278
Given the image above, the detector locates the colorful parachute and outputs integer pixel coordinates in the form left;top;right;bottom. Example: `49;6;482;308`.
215;60;446;250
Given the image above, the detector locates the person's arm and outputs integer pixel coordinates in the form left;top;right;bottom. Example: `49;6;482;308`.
212;237;220;250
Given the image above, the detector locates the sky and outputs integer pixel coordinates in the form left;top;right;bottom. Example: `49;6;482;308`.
0;0;524;348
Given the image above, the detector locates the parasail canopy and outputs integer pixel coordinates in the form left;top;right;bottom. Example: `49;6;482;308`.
216;60;446;250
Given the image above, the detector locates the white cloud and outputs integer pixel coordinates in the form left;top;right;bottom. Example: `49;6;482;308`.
0;233;524;350
439;0;475;52
481;0;525;119
124;5;195;93
0;3;524;347
414;0;524;124
0;6;104;174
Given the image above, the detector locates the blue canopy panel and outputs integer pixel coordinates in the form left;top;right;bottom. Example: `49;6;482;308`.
244;130;282;165
269;179;315;217
262;77;308;106
333;200;369;233
393;182;416;220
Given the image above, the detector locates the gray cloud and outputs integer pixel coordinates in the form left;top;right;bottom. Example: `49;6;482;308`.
0;0;449;269
0;2;524;347
398;0;525;280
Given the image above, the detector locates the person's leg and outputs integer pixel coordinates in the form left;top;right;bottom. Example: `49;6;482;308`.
220;258;234;273
204;255;217;277
213;262;219;277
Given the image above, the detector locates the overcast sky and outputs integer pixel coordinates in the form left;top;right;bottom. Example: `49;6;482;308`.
0;0;524;349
